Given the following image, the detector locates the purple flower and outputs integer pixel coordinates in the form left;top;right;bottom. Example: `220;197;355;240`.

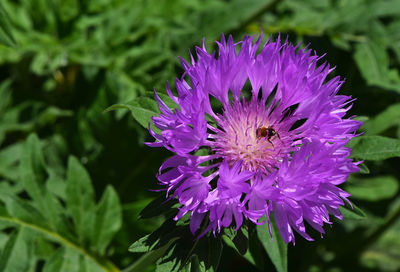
146;34;362;244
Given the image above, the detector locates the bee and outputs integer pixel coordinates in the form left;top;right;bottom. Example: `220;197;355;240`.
256;125;280;146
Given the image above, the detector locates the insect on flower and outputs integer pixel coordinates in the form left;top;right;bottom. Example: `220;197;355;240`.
256;125;280;146
146;33;362;244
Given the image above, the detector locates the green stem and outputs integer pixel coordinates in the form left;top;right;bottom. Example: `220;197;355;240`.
0;216;119;272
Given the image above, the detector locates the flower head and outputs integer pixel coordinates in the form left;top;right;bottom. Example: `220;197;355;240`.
147;34;362;244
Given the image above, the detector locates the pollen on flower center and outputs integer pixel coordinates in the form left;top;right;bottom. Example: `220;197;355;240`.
211;100;289;174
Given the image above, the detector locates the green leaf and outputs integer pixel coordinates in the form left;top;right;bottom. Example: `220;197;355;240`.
0;227;32;272
359;163;370;174
248;228;265;270
371;0;400;17
129;234;153;253
0;211;117;271
66;156;96;244
14;135;72;238
0;79;12;113
205;236;223;272
42;247;80;272
353;39;400;93
81;255;107;272
130;217;222;272
257;216;287;272
139;195;178;219
340;201;367;220
0;142;22;181
348;136;400;160
104;96;159;129
91;185;122;255
36;106;73;127
0;193;46;226
19;134;47;209
362;103;400;135
127;239;176;272
185;255;202;272
155;246;178;272
46;170;66;200
129;219;179;253
0;3;17;47
360;200;400;271
223;227;249;255
346;176;399;201
223;227;255;266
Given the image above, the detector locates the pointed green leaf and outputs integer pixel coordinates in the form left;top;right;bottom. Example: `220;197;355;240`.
129;234;154;253
354;40;400;93
359;163;370;174
340;201;367;220
127;240;176;272
348;136;400;160
257;216;287;272
19;134;47;208
187;255;202;272
0;79;12;114
248;229;265;270
223;227;249;255
81;255;108;272
139;195;178;219
346;176;399;201
0;228;31;272
18;135;72;236
91;185;122;255
223;227;256;266
0;142;22;181
0;193;46;226
362;103;400;135
66;156;95;244
206;236;223;272
129;219;179;253
0;3;17;47
0;210;116;272
42;247;80;272
104;96;159;129
104;91;176;130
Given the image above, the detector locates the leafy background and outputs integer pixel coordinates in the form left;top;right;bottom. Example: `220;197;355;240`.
0;0;400;271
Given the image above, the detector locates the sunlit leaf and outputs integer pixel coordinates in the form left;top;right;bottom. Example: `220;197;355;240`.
0;3;17;47
354;40;400;93
346;176;399;201
0;227;32;272
362;103;400;135
339;201;367;220
104;97;159;129
348;136;400;160
257;216;287;272
42;247;80;272
91;185;122;255
66;156;96;244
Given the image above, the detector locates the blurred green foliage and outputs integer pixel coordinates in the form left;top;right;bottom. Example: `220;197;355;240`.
0;0;400;271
